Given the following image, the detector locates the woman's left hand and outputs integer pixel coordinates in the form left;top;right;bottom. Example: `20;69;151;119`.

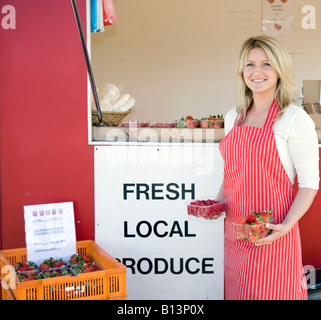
253;223;290;246
254;188;318;246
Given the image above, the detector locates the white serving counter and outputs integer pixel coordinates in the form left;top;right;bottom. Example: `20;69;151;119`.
92;126;225;144
92;125;321;144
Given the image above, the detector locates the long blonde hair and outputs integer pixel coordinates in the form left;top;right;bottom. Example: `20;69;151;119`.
236;36;297;121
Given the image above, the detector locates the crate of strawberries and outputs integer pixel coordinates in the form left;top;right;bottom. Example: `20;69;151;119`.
0;240;126;300
232;210;274;241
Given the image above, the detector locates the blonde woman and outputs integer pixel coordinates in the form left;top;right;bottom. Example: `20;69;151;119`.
218;36;319;300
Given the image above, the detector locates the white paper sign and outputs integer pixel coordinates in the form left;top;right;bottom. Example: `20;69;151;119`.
262;0;293;36
24;201;76;262
94;145;225;300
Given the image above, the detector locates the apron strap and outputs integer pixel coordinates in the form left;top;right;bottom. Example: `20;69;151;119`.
263;99;279;128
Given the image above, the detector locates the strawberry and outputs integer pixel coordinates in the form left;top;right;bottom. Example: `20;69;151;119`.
68;254;82;265
200;121;210;128
246;213;258;224
185;120;195;128
52;262;61;268
16;267;26;272
259;211;272;223
235;217;246;224
81;254;92;263
242;225;252;239
90;263;99;271
252;220;263;232
40;263;50;270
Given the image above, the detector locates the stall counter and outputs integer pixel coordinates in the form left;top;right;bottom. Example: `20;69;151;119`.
92;127;321;144
93;127;224;144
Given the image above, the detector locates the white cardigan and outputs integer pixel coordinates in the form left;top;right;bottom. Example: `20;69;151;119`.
224;104;320;190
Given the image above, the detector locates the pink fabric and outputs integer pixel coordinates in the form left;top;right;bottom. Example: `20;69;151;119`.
103;0;117;26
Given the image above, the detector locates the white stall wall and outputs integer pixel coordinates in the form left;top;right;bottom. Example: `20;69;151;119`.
91;0;321;122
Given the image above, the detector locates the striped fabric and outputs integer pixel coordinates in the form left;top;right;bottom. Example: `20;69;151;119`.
219;100;308;300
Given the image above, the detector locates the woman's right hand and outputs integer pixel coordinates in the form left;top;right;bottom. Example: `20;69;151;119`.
204;212;225;220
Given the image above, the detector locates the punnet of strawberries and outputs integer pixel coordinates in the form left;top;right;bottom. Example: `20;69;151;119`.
68;253;93;266
42;267;71;278
233;210;273;241
17;270;44;282
39;257;67;270
187;197;227;218
14;261;38;272
71;262;100;274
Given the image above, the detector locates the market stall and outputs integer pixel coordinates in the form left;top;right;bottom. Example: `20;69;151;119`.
1;0;321;302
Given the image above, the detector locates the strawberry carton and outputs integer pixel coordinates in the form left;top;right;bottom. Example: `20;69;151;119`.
41;266;73;278
68;253;94;266
121;121;148;127
17;270;44;282
232;210;274;241
14;261;39;272
71;262;101;274
177;116;200;128
39;257;67;270
187;197;227;218
149;121;176;128
199;115;224;128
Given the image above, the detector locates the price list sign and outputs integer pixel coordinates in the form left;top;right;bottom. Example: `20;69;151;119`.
24;201;76;262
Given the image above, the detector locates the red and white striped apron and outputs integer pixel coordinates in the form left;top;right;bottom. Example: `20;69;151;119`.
219;100;307;300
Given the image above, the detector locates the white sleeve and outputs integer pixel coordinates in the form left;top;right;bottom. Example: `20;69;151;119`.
224;108;238;135
286;109;320;189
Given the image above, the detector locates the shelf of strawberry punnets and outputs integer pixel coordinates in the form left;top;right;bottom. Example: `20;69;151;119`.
186;197;227;221
92;116;225;143
232;210;274;241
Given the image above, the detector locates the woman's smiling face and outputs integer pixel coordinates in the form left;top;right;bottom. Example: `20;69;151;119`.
243;48;279;97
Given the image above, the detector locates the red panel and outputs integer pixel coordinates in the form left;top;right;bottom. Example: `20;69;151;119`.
299;149;321;269
0;0;94;249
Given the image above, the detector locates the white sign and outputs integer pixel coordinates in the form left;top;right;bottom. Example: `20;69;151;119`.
262;0;293;36
94;145;225;300
24;201;76;262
